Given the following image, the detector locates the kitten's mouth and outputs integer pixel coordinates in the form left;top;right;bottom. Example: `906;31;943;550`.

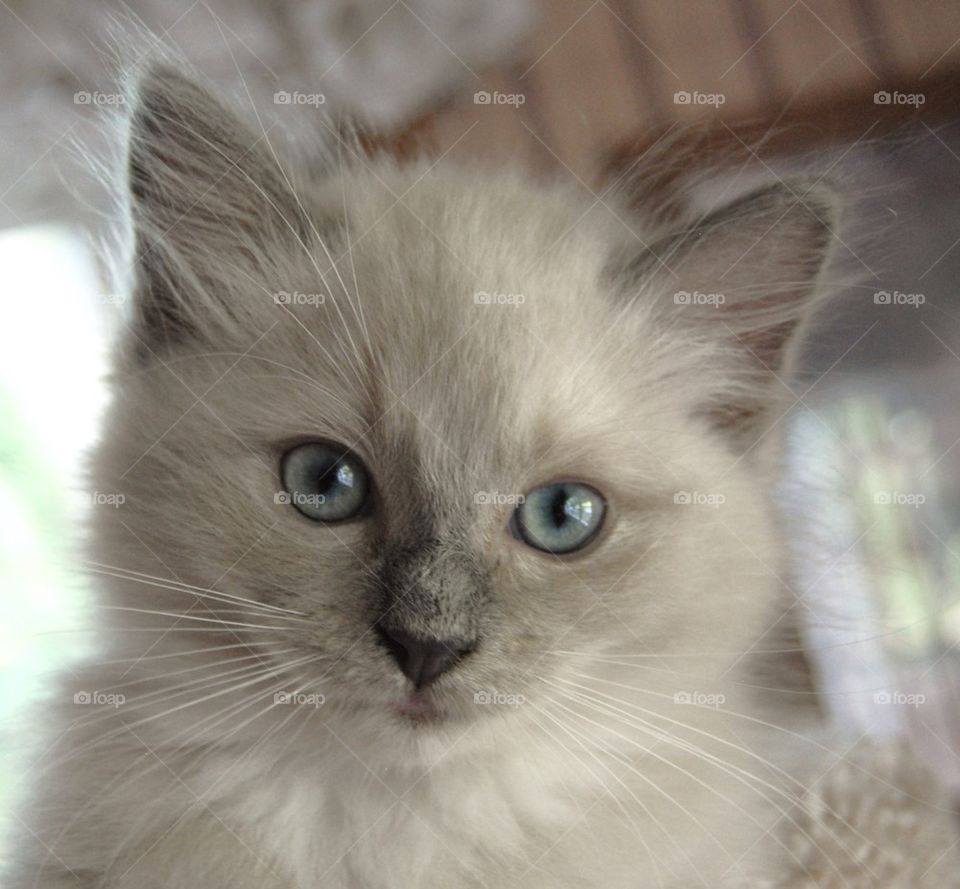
392;690;445;725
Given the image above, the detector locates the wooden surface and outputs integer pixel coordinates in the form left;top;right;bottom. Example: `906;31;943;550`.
400;0;960;182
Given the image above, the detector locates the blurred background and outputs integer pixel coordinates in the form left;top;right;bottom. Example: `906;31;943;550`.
2;0;960;828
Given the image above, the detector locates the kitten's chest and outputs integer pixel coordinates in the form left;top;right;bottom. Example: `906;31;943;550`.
202;737;780;889
209;746;585;889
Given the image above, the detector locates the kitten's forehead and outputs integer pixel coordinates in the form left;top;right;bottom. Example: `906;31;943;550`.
275;173;641;484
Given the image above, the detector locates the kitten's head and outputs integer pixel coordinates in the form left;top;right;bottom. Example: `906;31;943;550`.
92;67;838;756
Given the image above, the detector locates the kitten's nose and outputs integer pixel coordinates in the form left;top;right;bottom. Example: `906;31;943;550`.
376;625;473;689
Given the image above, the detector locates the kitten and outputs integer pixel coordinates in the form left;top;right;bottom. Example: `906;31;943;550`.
5;66;956;888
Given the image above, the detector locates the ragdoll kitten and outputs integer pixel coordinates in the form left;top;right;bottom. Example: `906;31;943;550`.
6;67;957;888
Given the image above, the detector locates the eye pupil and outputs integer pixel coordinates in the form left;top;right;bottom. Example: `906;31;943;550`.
551;490;568;527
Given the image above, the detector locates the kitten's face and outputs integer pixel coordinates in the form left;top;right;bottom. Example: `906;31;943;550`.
93;69;835;752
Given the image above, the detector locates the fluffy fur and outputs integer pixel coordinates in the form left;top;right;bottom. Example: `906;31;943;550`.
5;67;957;888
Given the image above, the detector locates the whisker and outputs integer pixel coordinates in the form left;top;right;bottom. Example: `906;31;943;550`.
96;605;309;630
83;561;307;616
34;652;323;776
528;698;695;888
541;690;839;886
69;658;296;733
94;641;294;665
545;676;877;884
96;649;298;693
562;672;886;843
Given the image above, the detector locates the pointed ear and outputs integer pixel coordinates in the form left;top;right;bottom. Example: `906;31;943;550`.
628;180;841;434
126;66;311;355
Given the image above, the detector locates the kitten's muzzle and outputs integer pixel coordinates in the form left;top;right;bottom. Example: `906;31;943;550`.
375;624;475;689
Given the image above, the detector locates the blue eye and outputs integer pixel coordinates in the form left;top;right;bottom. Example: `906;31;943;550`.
281;442;371;522
514;482;606;554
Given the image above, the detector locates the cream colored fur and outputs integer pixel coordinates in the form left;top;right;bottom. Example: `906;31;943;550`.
5;67;957;888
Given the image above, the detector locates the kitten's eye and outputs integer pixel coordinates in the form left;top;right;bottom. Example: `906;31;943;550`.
513;482;606;554
281;441;371;522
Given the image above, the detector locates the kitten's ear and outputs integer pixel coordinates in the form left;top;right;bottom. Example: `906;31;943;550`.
126;66;310;354
630;180;840;434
